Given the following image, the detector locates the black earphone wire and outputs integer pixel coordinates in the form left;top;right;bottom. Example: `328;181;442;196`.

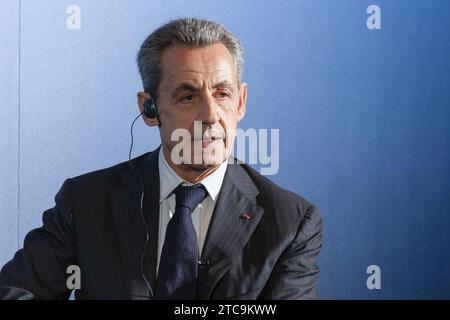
128;111;154;298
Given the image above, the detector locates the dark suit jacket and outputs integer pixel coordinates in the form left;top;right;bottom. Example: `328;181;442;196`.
0;147;323;300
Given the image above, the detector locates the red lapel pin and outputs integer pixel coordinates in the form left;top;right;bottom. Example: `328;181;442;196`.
240;212;251;221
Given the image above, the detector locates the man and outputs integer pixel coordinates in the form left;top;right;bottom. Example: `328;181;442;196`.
0;18;323;300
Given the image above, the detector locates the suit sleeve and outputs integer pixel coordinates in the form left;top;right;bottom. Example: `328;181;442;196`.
259;204;324;300
0;179;76;300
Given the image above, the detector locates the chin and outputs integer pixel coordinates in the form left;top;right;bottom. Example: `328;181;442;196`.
187;162;220;172
189;151;226;169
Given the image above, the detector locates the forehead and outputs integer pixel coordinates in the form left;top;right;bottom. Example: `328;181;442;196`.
159;43;237;86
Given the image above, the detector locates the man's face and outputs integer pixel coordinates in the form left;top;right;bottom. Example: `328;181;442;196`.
152;43;247;171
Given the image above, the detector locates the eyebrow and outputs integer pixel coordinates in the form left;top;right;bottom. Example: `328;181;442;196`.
171;81;235;98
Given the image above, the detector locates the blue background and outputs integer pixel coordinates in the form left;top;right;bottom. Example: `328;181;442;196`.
0;0;449;299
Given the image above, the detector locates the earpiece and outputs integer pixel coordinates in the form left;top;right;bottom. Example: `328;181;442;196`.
143;96;159;119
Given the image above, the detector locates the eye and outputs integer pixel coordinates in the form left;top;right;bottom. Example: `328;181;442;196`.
215;91;230;99
181;94;195;103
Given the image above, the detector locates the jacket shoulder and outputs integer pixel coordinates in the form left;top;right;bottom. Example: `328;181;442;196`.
67;152;150;188
239;163;315;216
54;152;151;208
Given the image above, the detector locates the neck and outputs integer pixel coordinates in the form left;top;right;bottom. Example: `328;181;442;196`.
162;145;222;184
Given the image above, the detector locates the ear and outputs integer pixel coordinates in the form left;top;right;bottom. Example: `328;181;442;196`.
137;91;159;127
236;82;247;122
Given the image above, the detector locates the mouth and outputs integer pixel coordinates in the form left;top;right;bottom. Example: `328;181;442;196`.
200;137;224;148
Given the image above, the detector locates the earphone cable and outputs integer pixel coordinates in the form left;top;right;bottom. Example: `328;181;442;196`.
128;111;153;298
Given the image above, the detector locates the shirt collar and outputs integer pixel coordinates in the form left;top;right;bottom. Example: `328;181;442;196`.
158;147;228;202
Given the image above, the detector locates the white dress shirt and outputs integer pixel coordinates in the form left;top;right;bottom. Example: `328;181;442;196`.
156;148;228;274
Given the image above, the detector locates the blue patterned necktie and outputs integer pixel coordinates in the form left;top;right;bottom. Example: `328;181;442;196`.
154;184;207;299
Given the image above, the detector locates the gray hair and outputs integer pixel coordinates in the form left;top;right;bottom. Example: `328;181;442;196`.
136;17;244;102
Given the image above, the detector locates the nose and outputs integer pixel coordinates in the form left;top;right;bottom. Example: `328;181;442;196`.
198;95;220;125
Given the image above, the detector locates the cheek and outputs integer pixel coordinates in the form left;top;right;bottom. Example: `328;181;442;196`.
219;108;238;128
160;115;183;143
164;109;194;131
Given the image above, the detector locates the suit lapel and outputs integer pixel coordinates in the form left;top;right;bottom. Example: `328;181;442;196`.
197;161;264;299
109;147;160;299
